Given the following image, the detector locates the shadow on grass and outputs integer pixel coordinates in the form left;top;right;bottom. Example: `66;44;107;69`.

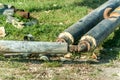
0;57;99;65
73;0;107;9
98;28;120;63
29;0;107;12
29;5;62;12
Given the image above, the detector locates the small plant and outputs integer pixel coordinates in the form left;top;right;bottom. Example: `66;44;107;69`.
112;73;118;76
42;61;62;68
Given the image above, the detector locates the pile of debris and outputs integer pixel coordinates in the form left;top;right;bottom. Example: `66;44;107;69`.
0;3;37;37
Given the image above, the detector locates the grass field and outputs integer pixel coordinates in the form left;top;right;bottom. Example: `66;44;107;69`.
1;0;120;80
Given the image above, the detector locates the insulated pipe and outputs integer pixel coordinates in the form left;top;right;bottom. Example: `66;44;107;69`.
57;0;120;44
0;40;68;54
77;6;120;52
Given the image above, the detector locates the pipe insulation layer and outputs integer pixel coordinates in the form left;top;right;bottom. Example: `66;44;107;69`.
58;0;120;44
0;40;68;54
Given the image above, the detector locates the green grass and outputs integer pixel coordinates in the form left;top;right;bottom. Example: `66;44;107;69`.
0;0;106;42
1;0;120;80
42;61;62;68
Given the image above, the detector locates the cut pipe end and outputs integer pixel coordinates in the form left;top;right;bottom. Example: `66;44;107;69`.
56;38;66;43
104;7;112;19
78;41;91;52
69;45;78;53
57;32;74;44
15;10;30;19
68;41;90;53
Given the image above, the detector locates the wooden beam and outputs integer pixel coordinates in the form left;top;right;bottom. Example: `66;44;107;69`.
0;41;68;54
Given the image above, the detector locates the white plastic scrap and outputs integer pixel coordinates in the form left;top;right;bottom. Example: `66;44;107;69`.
0;3;4;9
6;16;19;23
12;20;24;29
3;9;14;16
0;27;6;37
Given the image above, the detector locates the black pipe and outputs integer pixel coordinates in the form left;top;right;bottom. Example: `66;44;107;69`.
57;0;120;44
78;7;120;52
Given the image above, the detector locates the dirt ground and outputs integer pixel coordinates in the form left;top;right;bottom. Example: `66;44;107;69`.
0;55;120;80
37;60;120;80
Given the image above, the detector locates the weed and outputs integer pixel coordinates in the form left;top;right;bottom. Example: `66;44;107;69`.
42;61;62;68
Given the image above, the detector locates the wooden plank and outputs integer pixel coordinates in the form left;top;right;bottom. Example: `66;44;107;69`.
0;40;68;54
